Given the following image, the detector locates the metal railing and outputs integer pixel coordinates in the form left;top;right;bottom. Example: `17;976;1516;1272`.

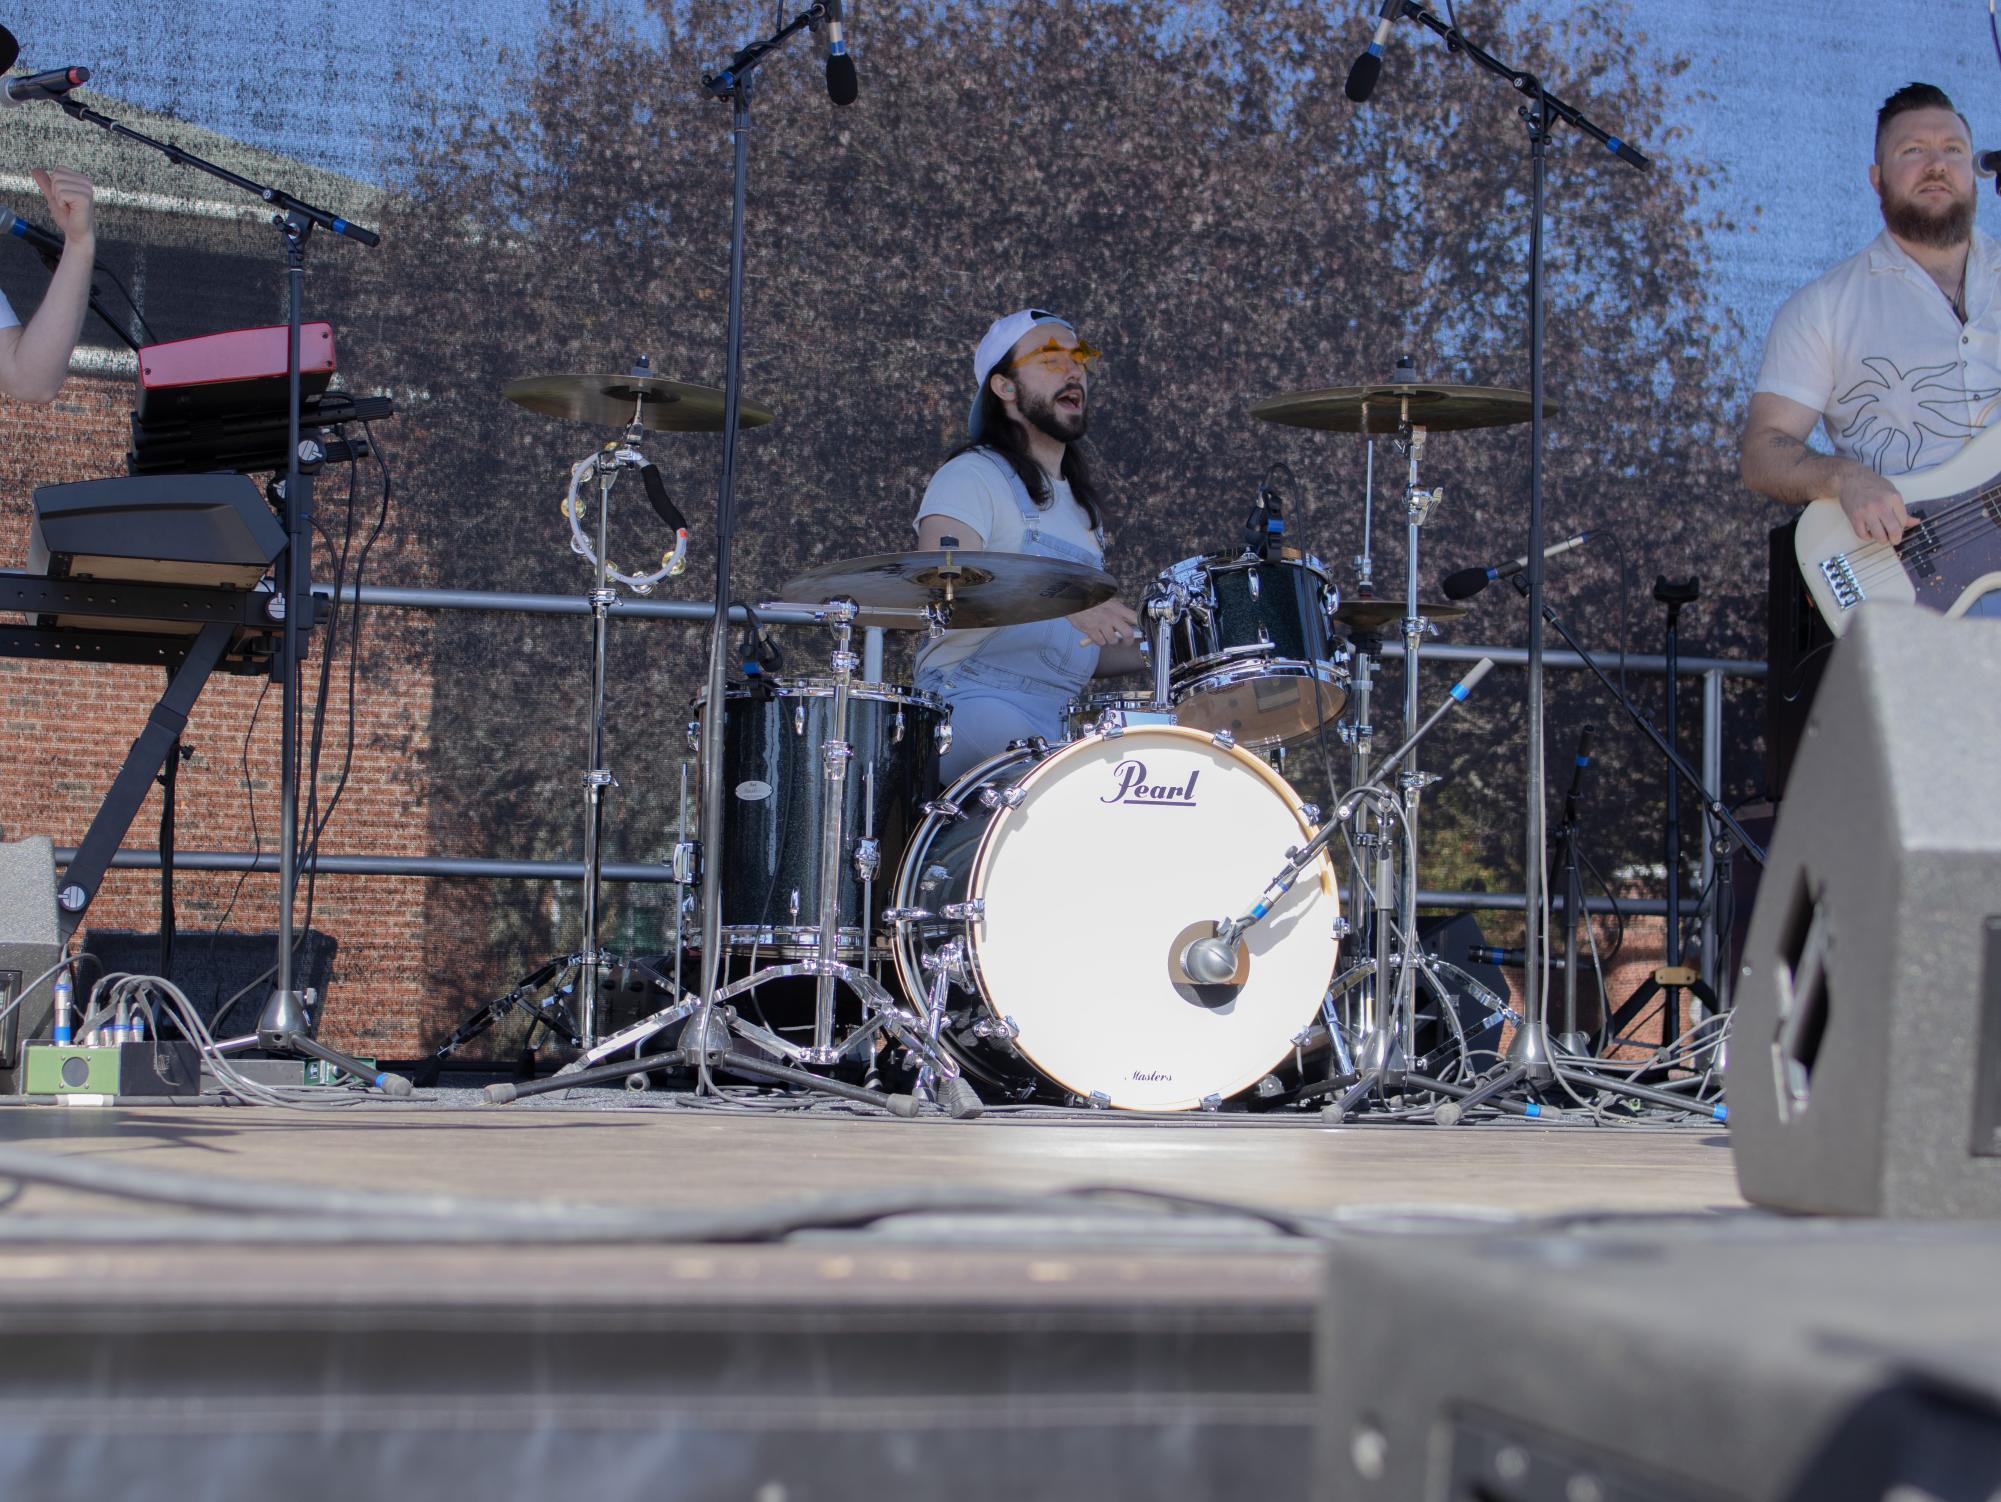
55;581;1767;986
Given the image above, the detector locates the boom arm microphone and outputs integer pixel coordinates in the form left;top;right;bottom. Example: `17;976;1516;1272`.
1;65;90;107
7;214;62;264
1441;530;1596;600
1344;0;1401;103
823;0;857;106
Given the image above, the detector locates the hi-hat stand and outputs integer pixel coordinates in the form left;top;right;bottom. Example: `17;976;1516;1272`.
50;90;404;1094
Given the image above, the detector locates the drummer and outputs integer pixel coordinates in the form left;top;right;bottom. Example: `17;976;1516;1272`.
913;309;1145;781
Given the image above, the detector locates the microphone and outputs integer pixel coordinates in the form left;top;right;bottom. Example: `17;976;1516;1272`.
823;0;857;107
1469;946;1571;971
1562;724;1595;828
7;215;62;264
1441;530;1595;601
1344;0;1401;104
1242;482;1284;557
1;65;90;107
1180;931;1241;986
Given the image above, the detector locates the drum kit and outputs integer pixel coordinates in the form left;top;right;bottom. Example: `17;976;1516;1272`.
429;357;1554;1118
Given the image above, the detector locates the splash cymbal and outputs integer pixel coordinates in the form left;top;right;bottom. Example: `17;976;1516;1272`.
1333;596;1469;633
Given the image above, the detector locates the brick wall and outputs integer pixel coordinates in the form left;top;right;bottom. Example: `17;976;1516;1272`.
0;374;438;1054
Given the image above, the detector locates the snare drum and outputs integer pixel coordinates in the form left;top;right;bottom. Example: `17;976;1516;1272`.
696;677;949;959
889;725;1340;1110
1164;548;1346;746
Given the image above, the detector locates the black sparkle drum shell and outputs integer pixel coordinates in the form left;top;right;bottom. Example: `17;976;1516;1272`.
1165;549;1347;746
696;678;947;957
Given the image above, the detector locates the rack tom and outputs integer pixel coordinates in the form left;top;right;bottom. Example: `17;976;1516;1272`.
1162;548;1346;746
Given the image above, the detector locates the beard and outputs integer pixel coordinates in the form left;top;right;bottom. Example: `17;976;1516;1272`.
1879;175;1976;249
1019;382;1089;444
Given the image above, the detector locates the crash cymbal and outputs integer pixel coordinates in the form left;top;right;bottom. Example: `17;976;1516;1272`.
504;372;774;432
776;549;1116;629
1333;596;1469;633
1249;383;1558;434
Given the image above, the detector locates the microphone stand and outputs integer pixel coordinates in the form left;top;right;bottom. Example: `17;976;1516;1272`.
1365;1;1648;1098
49;95;406;1095
1439;581;1759;1124
679;5;950;1115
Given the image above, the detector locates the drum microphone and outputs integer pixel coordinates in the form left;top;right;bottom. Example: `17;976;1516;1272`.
1181;932;1242;987
1;65;90;107
1344;0;1403;103
1441;530;1595;600
823;0;858;106
1242;482;1284;557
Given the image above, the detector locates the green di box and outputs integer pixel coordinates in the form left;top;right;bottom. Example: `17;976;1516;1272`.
22;1041;202;1097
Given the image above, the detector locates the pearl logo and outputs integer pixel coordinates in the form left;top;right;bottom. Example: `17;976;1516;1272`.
1100;760;1199;807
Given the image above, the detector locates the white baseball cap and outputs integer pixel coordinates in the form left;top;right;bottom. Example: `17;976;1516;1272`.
968;307;1074;438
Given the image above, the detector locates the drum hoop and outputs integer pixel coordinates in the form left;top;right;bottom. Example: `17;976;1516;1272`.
699;678;947;712
1171;649;1349;684
1165;546;1329;583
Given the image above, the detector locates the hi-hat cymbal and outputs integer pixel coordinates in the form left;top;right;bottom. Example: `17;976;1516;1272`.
1250;383;1559;434
1334;596;1469;633
504;372;775;432
776;549;1116;629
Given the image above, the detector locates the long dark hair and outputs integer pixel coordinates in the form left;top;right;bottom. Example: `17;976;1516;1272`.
950;381;1106;533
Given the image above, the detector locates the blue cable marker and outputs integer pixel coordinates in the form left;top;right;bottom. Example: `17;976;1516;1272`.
1451;681;1471;701
1523;1102;1543;1117
1714;1104;1729;1122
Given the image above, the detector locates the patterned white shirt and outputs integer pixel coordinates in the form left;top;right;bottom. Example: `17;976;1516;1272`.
1755;227;2001;477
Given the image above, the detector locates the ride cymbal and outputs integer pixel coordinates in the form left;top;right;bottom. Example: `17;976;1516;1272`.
1250;383;1559;434
504;372;774;432
776;549;1116;629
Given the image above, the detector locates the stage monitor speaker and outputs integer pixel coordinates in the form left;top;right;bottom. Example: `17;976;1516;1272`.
0;836;60;1093
1728;605;2001;1218
1315;1216;2001;1502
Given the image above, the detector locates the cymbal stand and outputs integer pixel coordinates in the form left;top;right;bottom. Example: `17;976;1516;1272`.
419;408;693;1081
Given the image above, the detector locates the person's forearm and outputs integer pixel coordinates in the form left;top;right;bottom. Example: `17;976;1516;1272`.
10;235;94;402
1739;426;1870;507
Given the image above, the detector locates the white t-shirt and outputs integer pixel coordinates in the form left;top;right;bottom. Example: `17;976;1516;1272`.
1755;227;2001;477
0;288;17;331
912;448;1103;679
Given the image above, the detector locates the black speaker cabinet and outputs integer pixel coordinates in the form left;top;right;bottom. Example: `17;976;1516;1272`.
1315;1217;2001;1502
0;836;61;1093
1729;606;2001;1217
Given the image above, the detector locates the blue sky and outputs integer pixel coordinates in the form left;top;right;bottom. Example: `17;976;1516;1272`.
21;0;2001;394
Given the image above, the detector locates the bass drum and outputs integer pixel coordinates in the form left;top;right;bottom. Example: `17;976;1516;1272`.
889;725;1339;1110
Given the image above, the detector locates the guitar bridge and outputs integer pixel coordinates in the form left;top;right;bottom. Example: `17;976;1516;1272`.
1820;554;1863;610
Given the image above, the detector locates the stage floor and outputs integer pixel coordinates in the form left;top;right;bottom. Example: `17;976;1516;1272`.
0;1098;1766;1498
0;1096;1743;1301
